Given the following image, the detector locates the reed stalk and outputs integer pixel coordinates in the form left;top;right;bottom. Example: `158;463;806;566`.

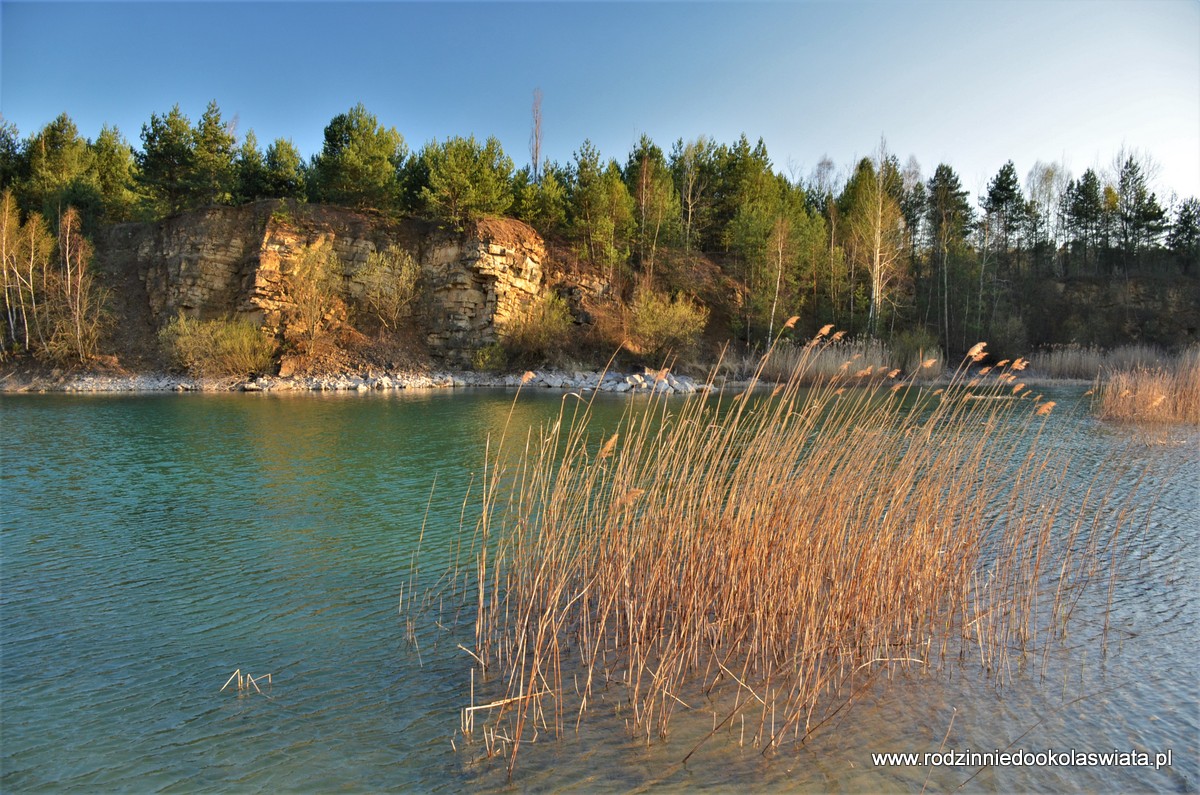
1094;346;1200;424
416;329;1152;777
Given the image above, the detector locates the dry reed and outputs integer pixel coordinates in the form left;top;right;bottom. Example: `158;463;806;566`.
411;330;1151;777
1028;343;1171;380
1094;346;1200;424
732;338;941;384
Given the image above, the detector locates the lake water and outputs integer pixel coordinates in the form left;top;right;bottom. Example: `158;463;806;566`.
1;388;1196;793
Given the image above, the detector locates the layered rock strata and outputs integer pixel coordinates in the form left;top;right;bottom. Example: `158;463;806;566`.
98;201;545;365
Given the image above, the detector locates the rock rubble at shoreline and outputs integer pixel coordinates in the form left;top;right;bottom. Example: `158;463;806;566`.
0;367;719;396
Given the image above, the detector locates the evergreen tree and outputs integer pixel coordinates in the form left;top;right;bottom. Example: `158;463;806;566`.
89;125;138;223
983;161;1025;262
623;135;680;278
23;114;95;222
513;162;567;233
234;130;267;203
565;141;633;277
899;156;926;269
1167;197;1199;274
263;138;307;200
1114;156;1166;271
419;135;514;228
925;164;972;355
712;134;773;251
0;118;24;193
309;104;406;210
1066;169;1103;274
137;105;195;217
190;100;236;206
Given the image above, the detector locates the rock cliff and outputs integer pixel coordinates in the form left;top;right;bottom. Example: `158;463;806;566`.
96;200;546;365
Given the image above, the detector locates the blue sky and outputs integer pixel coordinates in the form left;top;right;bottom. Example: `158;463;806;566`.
2;0;1197;203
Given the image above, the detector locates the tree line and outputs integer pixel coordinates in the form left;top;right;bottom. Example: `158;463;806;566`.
1;100;1197;362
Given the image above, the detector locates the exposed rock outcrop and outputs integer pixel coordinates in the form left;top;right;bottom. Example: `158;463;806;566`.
96;200;547;365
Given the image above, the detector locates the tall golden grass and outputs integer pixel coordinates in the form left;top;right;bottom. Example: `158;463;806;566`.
1028;343;1170;380
414;329;1150;777
1094;346;1200;424
727;336;942;384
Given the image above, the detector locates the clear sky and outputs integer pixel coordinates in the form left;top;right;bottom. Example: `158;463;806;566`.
2;0;1197;204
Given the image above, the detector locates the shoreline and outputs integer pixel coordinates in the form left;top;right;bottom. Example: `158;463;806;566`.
0;366;1094;396
0;367;723;396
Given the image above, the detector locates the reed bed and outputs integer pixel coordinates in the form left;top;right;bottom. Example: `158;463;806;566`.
412;328;1149;777
728;337;941;384
1028;343;1170;380
1094;346;1200;424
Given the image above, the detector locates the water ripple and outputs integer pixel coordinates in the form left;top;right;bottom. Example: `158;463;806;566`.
1;391;1196;792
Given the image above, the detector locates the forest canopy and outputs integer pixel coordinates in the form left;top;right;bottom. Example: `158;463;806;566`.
1;102;1196;360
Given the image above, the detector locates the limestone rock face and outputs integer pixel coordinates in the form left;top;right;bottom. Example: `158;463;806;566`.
98;200;546;364
423;217;544;365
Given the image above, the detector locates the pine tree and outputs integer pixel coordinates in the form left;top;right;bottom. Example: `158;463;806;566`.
137;105;195;216
190;100;237;206
309;104;406;210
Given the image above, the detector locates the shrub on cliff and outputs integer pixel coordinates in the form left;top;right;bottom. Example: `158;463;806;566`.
629;288;708;362
357;244;421;333
285;240;343;344
158;314;276;378
502;293;573;364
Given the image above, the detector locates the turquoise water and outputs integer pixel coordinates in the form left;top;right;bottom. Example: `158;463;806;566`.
1;388;1196;792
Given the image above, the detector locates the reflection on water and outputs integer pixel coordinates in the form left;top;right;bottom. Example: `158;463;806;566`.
1;388;1195;792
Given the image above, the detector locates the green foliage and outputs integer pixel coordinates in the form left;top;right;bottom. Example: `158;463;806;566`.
158;314;277;377
190;100;236;206
629;288;708;361
512;164;567;233
234;130;267;203
89;125;138;223
137;105;195;216
357;243;421;332
712;134;774;249
888;327;942;373
1167;198;1199;273
8;105;1200;367
624;134;681;277
0;118;24;192
1065;168;1104;272
502;292;574;364
1114;155;1167;265
472;342;508;371
567;142;634;275
309;104;406;210
418;135;514;228
983;161;1025;245
263;139;307;200
669;136;717;253
23;113;94;223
